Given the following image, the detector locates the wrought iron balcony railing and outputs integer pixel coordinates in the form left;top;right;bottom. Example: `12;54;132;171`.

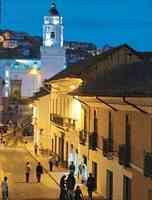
102;137;113;157
50;114;77;129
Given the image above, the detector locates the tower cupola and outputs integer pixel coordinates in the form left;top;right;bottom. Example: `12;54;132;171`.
49;2;59;16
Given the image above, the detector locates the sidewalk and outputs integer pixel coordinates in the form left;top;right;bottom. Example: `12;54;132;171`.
23;140;104;200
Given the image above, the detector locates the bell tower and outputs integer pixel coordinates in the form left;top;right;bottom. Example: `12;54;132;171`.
41;1;66;80
43;2;63;48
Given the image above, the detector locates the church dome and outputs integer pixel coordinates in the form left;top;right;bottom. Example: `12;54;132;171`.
49;2;60;16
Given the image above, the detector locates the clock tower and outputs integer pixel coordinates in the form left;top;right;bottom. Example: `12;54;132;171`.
41;1;66;80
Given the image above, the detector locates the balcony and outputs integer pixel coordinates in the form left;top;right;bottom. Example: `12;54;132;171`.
50;114;77;130
50;114;64;126
89;132;97;150
102;138;113;157
118;144;131;167
79;130;87;145
144;152;152;177
64;118;76;130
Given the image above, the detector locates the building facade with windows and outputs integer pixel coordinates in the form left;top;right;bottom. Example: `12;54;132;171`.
32;44;152;200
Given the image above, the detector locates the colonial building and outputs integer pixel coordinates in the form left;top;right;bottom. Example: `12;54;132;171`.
32;44;152;200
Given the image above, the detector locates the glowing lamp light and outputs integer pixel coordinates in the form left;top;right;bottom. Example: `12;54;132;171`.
29;68;39;76
70;85;76;90
29;104;33;108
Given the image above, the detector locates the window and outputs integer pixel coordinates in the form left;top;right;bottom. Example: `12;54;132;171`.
51;32;55;39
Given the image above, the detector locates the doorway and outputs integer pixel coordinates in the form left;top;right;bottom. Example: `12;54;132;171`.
92;162;97;190
106;170;113;200
123;176;131;200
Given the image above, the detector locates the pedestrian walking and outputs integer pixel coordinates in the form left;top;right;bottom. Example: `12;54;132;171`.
55;155;60;167
81;164;87;184
74;185;83;200
67;172;76;200
78;163;83;180
34;144;38;155
25;162;31;183
1;176;8;200
86;173;96;200
69;161;75;175
59;175;67;200
48;157;53;172
36;162;43;183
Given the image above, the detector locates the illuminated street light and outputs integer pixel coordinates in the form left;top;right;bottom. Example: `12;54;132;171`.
29;68;40;76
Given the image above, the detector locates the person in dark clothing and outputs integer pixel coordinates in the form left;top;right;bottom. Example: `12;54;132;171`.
48;158;53;172
69;161;75;175
36;162;43;183
1;176;8;200
67;172;76;200
34;144;38;155
74;185;83;200
87;173;96;200
25;162;31;183
59;175;67;200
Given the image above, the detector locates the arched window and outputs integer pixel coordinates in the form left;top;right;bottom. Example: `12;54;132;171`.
51;32;55;39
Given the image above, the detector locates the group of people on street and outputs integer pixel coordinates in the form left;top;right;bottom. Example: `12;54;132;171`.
59;172;96;200
59;161;96;200
25;161;43;183
60;172;82;200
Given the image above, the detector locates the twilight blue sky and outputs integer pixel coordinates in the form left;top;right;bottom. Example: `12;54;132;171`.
2;0;152;50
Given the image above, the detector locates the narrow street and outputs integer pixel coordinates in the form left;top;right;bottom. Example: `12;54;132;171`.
0;146;60;200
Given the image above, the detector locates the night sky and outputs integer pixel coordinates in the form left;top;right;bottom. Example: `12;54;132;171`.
2;0;152;50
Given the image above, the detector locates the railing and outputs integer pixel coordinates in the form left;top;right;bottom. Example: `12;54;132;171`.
50;114;77;129
50;114;64;126
102;138;113;157
79;130;87;145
